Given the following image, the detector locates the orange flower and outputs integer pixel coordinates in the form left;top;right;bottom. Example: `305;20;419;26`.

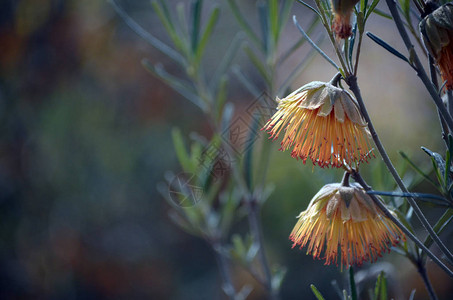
420;3;453;90
263;81;373;168
290;183;405;268
331;0;359;39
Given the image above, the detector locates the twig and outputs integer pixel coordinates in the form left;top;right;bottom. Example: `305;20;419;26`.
247;196;278;299
351;171;453;278
212;241;237;299
346;75;453;267
384;0;453;132
415;259;439;300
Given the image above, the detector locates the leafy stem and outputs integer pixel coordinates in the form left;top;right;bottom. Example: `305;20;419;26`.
346;74;453;269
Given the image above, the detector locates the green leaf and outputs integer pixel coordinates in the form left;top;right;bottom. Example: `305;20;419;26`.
226;0;260;46
172;128;194;172
372;8;392;19
399;0;410;19
367;190;450;207
151;1;188;57
195;6;220;64
373;272;388;300
446;135;453;193
365;0;381;21
168;210;202;237
278;0;293;39
278;43;318;95
394;210;415;234
349;267;358;300
109;0;185;65
215;76;228;122
232;66;261;98
244;114;260;189
269;0;279;45
142;60;206;110
271;265;287;291
422;146;450;189
310;284;326;300
366;31;410;63
360;0;368;14
244;46;271;85
423;209;453;256
408;289;416;300
219;190;240;235
296;0;322;19
258;2;269;53
279;15;319;64
293;16;339;70
210;33;243;92
191;0;203;53
399;151;438;188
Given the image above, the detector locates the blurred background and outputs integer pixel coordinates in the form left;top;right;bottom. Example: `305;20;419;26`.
0;0;451;299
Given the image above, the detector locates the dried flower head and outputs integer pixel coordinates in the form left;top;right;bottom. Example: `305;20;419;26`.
420;3;453;90
262;81;373;168
290;183;405;268
331;0;360;39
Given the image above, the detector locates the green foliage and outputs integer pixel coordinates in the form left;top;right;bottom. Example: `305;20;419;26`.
373;272;388;300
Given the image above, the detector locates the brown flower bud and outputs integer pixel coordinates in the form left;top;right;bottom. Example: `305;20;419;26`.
331;0;360;39
420;3;453;90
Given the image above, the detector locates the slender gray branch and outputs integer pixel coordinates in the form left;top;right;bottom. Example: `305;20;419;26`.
384;0;453;132
351;171;453;278
416;259;439;300
346;75;453;267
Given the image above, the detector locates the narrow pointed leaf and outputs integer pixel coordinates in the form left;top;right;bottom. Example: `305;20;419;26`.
310;284;326;300
296;0;322;19
172;128;193;172
349;267;358;300
293;16;339;69
244;46;271;85
210;33;243;92
110;0;185;65
365;0;382;20
195;6;220;64
151;1;188;57
372;8;392;19
423;209;453;256
279;15;319;64
191;0;202;53
258;2;269;53
142;60;206;110
366;31;409;63
232;66;261;98
269;0;279;44
226;0;260;46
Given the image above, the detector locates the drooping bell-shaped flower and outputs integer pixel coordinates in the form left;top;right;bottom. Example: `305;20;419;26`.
263;80;373;168
290;182;405;268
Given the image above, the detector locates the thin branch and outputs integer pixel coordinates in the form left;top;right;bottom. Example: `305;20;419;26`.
212;241;237;299
293;16;339;70
247;196;278;299
384;0;453;132
415;259;439;300
351;171;453;278
346;75;453;267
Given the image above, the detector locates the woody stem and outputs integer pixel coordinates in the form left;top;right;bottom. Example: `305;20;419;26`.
351;170;453;278
346;74;453;268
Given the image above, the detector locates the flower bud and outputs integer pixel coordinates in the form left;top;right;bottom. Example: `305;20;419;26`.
331;0;360;39
420;3;453;90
